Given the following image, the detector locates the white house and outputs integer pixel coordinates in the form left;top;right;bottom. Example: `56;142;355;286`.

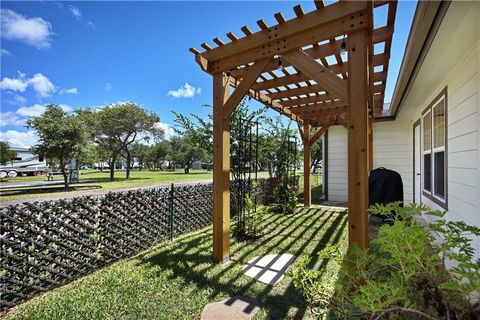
324;2;480;255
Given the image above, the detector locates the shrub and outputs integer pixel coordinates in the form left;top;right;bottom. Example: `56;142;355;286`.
274;175;299;214
233;181;266;239
290;202;480;319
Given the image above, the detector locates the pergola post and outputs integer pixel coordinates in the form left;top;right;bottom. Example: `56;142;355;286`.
303;121;312;207
347;29;369;250
212;72;231;263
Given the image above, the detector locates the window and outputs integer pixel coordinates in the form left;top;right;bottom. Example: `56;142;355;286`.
422;89;447;208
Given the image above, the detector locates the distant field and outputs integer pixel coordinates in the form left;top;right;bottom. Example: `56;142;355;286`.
0;169;213;202
0;169;267;202
0;169;322;203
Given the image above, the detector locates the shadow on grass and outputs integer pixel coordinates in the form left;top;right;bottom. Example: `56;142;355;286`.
136;206;347;319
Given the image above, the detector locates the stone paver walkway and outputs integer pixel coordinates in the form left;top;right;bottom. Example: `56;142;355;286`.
201;296;259;320
242;254;295;286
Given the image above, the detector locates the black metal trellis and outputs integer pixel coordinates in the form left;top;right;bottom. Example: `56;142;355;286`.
286;135;298;187
232;117;259;237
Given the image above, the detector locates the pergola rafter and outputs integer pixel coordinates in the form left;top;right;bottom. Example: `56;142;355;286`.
190;0;397;262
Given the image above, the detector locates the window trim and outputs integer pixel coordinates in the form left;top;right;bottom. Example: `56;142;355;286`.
421;87;448;209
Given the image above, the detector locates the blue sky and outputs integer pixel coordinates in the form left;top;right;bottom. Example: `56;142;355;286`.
0;1;416;148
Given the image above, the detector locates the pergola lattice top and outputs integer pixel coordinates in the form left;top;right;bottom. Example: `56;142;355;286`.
190;0;397;126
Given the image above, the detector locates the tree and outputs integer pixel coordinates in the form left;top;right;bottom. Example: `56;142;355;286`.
26;104;88;188
169;134;205;173
78;103;161;181
104;103;160;179
130;143;151;170
0;141;17;166
151;140;171;170
172;98;266;168
260;116;298;179
77;143;101;168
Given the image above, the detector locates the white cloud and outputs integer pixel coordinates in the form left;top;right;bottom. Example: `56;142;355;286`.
0;111;24;127
0;76;28;92
104;82;113;91
58;104;73;113
0;9;53;49
59;87;78;95
0;72;56;98
0;130;38;148
0;49;11;56
1;94;27;107
167;83;201;98
14;95;26;105
155;122;176;140
27;73;55;98
16;103;72;118
16;104;47;117
67;5;82;20
1;104;73;128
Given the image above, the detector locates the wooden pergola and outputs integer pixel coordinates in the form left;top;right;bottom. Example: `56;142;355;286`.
190;0;397;262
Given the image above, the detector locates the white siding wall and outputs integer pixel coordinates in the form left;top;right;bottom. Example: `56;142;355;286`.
326;126;347;202
372;121;413;203
326;122;413;203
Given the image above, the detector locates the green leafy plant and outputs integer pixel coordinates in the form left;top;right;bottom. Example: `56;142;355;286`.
274;176;299;214
233;181;265;239
291;202;480;319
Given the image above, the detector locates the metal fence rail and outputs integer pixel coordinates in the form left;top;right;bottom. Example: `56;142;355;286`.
0;179;276;310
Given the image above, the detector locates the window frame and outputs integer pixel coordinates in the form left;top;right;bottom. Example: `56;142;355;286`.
421;87;448;209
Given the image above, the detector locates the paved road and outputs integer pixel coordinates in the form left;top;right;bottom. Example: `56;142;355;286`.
0;179;213;207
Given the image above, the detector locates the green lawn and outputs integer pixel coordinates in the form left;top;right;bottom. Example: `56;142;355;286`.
0;169;262;202
6;206;347;320
0;170;322;203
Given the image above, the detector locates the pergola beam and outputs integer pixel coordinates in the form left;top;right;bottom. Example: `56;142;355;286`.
202;2;367;73
223;57;271;118
283;49;347;101
246;53;388;93
309;121;332;145
290;104;347;118
201;1;366;62
229;30;389;78
267;84;327;100
281;94;337;108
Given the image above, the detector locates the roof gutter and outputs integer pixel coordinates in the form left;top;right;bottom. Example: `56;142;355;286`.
378;0;450;120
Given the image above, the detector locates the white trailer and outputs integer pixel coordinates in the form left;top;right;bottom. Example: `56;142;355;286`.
0;148;47;178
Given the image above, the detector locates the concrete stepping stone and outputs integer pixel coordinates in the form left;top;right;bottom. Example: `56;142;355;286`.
201;296;259;320
242;253;295;286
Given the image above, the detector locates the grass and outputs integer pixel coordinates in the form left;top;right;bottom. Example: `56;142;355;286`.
6;205;347;320
0;170;269;202
0;170;321;203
